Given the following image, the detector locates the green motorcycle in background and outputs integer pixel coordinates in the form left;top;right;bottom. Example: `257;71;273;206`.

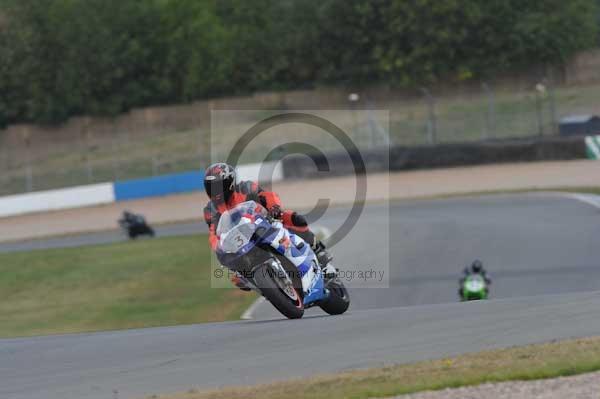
460;274;489;301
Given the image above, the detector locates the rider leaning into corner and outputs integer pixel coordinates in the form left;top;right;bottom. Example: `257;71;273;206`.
203;162;336;291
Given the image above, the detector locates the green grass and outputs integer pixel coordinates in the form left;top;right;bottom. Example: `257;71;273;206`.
0;234;257;338
160;336;600;399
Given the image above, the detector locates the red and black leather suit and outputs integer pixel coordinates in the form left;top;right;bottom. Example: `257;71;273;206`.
203;180;316;251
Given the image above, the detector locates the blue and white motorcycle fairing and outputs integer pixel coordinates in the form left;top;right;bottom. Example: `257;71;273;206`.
215;201;329;306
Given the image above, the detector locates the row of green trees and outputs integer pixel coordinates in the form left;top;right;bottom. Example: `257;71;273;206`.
0;0;597;127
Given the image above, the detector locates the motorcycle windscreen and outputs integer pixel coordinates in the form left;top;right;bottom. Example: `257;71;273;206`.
216;201;267;236
219;222;257;254
464;276;486;293
217;201;267;254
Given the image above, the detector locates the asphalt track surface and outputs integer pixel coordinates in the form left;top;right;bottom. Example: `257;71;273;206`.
2;193;600;399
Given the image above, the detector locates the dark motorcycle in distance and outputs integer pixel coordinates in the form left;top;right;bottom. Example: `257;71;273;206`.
119;211;155;239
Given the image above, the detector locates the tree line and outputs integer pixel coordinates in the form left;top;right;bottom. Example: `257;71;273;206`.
0;0;597;127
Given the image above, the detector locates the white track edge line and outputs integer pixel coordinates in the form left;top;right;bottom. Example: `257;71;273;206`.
240;297;266;320
557;192;600;210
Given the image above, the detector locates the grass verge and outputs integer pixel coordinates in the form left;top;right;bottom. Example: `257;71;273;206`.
156;336;600;399
0;234;257;338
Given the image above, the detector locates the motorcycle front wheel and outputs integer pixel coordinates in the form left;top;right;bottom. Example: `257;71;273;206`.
319;278;350;315
253;263;304;319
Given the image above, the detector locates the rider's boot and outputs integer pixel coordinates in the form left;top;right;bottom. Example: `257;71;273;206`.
231;272;252;291
313;241;337;278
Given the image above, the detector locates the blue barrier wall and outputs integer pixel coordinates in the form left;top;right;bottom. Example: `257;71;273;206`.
0;162;287;217
113;170;205;201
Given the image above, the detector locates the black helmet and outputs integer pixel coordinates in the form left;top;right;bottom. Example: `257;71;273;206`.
471;260;483;274
204;163;236;203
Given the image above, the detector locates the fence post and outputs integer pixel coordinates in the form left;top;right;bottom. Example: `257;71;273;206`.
421;88;437;145
111;124;121;181
86;160;94;183
22;129;34;192
152;156;159;176
481;82;496;140
347;93;362;147
535;83;545;136
197;128;204;166
544;75;558;135
0;134;9;181
25;165;33;192
112;145;120;181
81;123;94;183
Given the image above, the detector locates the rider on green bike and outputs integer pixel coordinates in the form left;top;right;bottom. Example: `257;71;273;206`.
458;260;491;300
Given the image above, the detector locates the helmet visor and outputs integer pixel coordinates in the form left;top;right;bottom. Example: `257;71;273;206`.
204;177;234;201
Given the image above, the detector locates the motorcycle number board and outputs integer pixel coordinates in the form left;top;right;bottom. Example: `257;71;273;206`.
221;228;251;253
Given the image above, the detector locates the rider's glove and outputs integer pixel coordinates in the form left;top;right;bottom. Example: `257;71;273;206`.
268;205;283;220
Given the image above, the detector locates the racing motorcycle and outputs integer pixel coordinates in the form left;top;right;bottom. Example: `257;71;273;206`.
215;201;350;319
460;274;489;301
118;211;155;239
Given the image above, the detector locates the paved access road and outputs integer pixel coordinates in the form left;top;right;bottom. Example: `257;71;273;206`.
2;193;600;399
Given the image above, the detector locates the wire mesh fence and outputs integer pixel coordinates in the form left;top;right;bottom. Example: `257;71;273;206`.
0;78;592;196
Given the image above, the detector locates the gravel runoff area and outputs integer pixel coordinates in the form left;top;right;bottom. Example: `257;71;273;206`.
394;371;600;399
2;159;600;242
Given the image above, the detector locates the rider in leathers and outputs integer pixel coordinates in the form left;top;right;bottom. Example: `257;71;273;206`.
203;163;333;290
458;260;491;298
